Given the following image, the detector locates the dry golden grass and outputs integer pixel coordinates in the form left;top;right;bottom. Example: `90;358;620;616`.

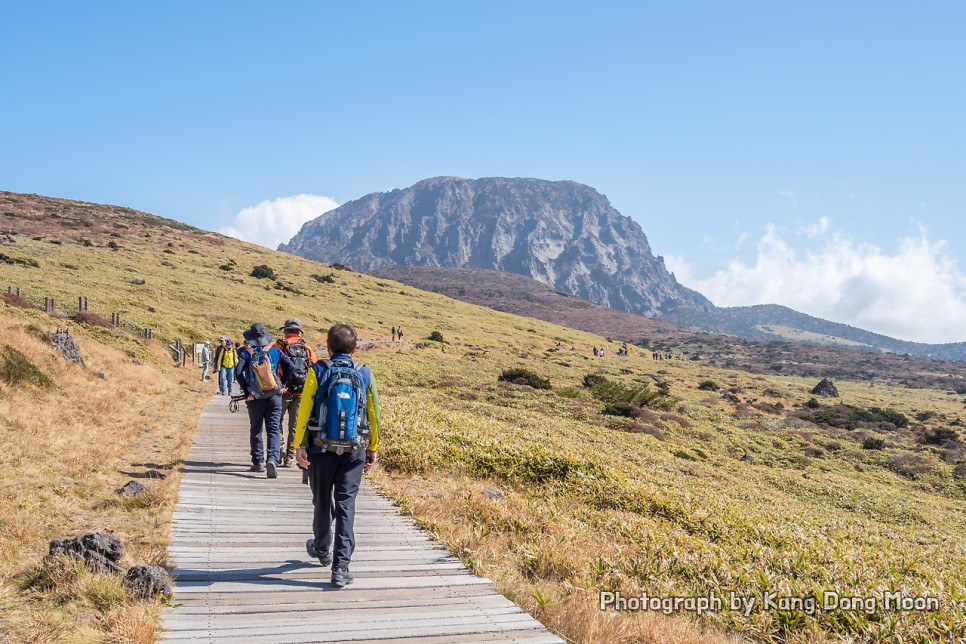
2;193;966;642
0;312;208;642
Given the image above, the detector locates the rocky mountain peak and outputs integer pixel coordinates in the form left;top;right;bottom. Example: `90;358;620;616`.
280;176;712;317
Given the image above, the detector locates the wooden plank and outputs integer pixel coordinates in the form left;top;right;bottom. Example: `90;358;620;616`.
162;396;563;643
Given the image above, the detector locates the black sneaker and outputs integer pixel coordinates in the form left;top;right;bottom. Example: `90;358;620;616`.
281;456;293;468
331;567;353;587
249;462;264;473
306;539;332;567
266;461;277;479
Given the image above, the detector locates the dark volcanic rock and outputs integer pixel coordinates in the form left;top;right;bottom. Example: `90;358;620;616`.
48;532;124;575
49;330;85;368
280;177;712;317
116;480;147;496
124;565;172;601
811;379;840;397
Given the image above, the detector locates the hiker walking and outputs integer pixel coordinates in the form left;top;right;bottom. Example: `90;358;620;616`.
391;326;396;342
214;337;238;395
396;326;404;341
235;323;295;479
295;323;380;587
273;318;317;469
199;340;212;381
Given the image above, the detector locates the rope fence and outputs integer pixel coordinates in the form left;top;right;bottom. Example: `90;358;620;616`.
1;281;191;366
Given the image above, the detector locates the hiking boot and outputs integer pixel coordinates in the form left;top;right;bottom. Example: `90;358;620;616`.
249;462;264;473
306;539;332;567
331;567;353;587
281;456;293;468
266;461;277;479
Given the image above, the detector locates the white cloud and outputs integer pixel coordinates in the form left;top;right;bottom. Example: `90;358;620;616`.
220;194;339;250
798;216;830;238
677;223;966;344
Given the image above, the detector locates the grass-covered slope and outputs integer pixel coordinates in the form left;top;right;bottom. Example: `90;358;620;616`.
2;190;966;643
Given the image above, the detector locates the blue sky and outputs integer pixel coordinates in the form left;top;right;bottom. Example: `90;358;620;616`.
3;2;965;343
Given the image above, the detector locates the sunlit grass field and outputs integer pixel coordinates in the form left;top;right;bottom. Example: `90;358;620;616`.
1;193;965;642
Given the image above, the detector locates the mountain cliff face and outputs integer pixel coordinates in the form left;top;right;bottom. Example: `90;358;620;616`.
280;177;712;317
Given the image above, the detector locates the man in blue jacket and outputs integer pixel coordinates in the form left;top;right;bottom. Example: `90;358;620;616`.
235;322;295;479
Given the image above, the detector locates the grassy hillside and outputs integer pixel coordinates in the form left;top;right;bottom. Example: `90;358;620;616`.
2;190;966;643
374;265;966;392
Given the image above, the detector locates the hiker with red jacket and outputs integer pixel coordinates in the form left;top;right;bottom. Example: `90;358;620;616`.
273;318;317;469
235;323;295;479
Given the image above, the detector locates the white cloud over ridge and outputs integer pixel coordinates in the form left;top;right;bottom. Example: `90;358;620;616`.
220;194;339;250
668;221;966;345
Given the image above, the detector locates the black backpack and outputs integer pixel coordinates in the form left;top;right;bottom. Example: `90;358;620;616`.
282;340;310;394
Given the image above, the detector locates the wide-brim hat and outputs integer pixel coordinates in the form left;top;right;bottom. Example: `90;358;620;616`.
243;323;273;347
279;317;302;331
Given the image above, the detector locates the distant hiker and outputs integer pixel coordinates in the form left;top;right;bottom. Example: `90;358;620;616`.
273;318;317;469
296;323;381;588
391;326;396;342
235;323;295;479
599;347;605;358
593;346;598;357
199;341;212;381
214;337;238;395
397;327;404;341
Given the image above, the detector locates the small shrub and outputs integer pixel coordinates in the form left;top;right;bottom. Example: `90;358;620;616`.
498;368;551;390
886;453;932;479
1;293;39;309
661;413;692;428
674;450;697;461
0;345;52;388
130;278;146;286
602;402;635;417
219;263;234;271
697;379;718;391
863;437;886;450
428;331;445;342
312;273;336;284
804;397;821;409
72;311;114;330
924;427;959;445
106;241;120;250
331;263;352;271
915;410;938;422
251;265;277;280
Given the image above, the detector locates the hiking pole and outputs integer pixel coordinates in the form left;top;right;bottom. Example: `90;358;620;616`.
228;394;246;413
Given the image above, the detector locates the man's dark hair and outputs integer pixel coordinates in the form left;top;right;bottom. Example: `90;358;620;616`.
327;324;357;354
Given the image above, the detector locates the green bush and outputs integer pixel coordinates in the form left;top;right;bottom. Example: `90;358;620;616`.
428;331;445;342
582;373;662;408
862;437;886;450
924;427;959;445
311;273;336;284
0;345;52;388
498;368;551;390
251;264;277;280
697;379;718;391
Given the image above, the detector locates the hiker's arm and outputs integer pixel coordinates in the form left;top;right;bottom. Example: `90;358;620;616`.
365;372;381;453
235;353;250;396
294;368;319;467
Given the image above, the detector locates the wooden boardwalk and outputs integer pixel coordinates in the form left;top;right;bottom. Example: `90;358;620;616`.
162;396;563;643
